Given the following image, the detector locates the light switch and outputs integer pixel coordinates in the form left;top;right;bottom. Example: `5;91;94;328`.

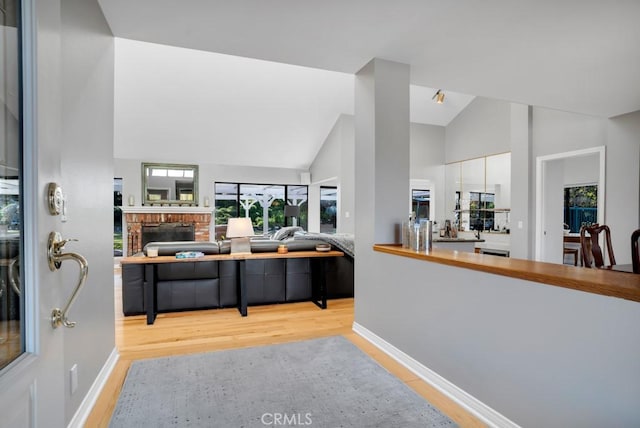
517;221;523;229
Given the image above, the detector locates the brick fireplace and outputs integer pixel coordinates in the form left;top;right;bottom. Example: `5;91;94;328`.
122;207;212;256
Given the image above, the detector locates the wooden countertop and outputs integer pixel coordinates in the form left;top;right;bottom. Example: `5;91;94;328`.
373;244;640;303
120;250;344;265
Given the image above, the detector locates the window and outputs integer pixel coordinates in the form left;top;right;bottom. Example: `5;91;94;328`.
320;186;337;234
411;189;430;221
0;0;23;370
564;185;597;233
214;183;308;239
469;192;495;231
239;184;285;235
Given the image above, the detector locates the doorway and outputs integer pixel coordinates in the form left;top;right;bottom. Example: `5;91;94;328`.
320;186;337;233
535;146;605;263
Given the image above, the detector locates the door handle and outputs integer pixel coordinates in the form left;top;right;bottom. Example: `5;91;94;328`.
9;258;20;296
47;231;89;328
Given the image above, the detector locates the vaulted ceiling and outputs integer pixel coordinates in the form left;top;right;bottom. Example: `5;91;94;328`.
99;0;640;168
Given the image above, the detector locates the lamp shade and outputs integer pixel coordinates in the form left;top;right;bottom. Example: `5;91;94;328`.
284;205;300;217
226;217;255;238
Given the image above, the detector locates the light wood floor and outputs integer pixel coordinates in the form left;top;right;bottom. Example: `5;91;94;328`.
85;271;486;427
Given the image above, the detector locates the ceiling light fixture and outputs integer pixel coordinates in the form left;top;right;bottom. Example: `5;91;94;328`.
432;89;445;104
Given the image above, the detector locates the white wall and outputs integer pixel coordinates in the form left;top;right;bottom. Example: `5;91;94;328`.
541;159;565;263
353;96;640;425
309;116;444;232
410;123;446;222
563;154;600;186
410;123;446;174
115;158;307;240
115;159;306;205
340;116;356;233
509;104;533;259
532;108;607;158
532;107;640;263
309;116;342;181
308;114;355;234
308;114;345;233
445;97;512;163
605;110;640;262
113;38;353;171
357;252;640;427
60;0;115;423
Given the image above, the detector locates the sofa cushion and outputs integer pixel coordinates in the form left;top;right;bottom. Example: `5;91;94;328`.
218;238;330;253
144;241;220;256
156;279;220;311
219;239;281;253
285;258;312;301
245;259;286;304
121;264;145;315
156;260;219;280
250;240;281;253
281;239;327;252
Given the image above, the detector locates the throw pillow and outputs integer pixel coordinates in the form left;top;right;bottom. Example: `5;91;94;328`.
272;226;303;241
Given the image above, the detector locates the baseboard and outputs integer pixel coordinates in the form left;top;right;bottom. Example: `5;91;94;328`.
352;322;520;428
68;347;119;428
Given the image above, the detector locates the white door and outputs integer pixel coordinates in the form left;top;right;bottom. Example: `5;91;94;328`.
0;1;67;426
540;159;564;263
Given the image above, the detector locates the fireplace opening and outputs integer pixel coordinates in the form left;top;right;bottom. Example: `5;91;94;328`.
141;223;195;249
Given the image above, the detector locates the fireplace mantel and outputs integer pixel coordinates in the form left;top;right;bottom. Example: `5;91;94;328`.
123;206;212;255
122;206;213;214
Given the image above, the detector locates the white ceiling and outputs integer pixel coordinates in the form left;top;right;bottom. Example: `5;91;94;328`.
113;39;355;170
100;0;640;168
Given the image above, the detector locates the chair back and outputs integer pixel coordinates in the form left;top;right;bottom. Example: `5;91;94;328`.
580;224;616;268
632;229;640;274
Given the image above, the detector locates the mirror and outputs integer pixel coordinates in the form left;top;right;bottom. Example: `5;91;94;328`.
142;163;199;206
445;153;511;233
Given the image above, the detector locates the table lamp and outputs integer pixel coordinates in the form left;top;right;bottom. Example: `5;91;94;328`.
226;217;255;254
284;205;300;227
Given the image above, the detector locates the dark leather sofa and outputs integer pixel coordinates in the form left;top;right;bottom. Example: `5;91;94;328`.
120;239;354;316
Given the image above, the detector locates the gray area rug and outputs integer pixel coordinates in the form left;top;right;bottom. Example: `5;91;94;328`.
110;336;457;427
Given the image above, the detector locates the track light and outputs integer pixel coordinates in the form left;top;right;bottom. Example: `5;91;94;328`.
432;89;445;104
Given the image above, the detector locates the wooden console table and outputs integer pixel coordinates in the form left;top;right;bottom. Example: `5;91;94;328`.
120;250;344;324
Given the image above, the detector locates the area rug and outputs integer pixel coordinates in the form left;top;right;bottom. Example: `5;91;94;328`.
109;336;457;427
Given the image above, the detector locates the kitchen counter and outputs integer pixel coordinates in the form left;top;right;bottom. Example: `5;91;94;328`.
432;237;483;252
433;238;484;243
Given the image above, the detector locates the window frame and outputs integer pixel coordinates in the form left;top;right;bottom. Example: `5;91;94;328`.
214;182;308;238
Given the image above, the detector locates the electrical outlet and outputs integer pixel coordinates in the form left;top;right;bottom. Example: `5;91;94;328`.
70;364;78;395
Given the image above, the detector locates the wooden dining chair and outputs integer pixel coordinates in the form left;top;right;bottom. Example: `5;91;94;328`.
632;228;640;274
563;246;579;266
580;224;616;268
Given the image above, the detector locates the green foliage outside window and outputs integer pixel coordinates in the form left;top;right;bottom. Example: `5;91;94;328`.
564;185;598;232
